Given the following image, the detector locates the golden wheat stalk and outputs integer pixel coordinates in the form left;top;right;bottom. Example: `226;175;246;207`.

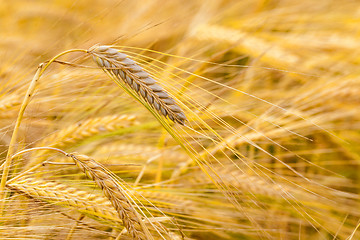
68;152;153;240
0;48;90;213
89;45;187;125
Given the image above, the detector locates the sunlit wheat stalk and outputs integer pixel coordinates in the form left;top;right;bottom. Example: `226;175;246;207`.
0;48;88;215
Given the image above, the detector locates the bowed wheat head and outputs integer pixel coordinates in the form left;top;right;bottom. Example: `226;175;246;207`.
1;0;360;239
89;45;187;125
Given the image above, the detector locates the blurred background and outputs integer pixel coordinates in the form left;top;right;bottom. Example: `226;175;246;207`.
0;0;360;239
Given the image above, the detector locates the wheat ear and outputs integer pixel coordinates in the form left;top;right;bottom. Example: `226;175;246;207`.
188;167;287;198
26;114;138;168
0;94;22;112
36;114;138;149
7;177;121;226
68;152;153;240
89;45;187;125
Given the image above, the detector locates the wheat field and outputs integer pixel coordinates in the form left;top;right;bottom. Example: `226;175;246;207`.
0;0;360;239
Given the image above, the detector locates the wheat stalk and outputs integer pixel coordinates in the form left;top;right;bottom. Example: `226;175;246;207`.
89;45;187;125
68;152;153;240
0;48;89;214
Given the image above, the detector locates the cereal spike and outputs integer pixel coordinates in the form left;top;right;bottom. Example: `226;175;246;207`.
7;177;121;226
89;45;187;125
68;153;152;240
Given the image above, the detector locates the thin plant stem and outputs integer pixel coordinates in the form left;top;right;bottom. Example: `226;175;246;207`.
0;49;88;215
65;214;85;240
10;147;68;160
0;64;43;214
7;147;70;184
134;154;161;186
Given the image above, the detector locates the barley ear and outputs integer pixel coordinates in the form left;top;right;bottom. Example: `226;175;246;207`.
68;152;153;240
7;177;123;226
89;45;187;125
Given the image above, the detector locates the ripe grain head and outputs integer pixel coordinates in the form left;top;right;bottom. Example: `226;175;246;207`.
89;45;187;125
68;152;153;240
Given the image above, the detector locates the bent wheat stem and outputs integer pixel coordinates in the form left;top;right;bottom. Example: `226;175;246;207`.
7;147;69;184
0;63;43;215
0;48;87;215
